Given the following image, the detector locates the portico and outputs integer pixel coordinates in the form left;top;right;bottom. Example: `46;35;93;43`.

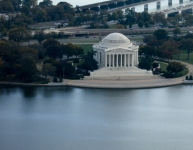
91;33;152;77
105;53;136;67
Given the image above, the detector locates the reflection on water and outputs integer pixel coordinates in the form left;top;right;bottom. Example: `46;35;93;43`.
0;85;193;150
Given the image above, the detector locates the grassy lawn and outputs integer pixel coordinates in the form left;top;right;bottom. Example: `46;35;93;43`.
76;44;93;53
64;40;98;43
159;62;168;72
108;24;117;29
130;38;143;43
174;53;193;64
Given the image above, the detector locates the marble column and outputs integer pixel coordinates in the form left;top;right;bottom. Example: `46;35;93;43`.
107;54;109;67
105;54;107;67
128;54;130;67
132;54;134;66
109;54;111;67
124;54;126;67
113;54;114;67
121;54;122;67
130;54;132;66
116;54;119;67
137;51;138;64
98;52;99;63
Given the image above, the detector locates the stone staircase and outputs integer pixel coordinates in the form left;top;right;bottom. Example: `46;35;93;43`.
89;66;153;78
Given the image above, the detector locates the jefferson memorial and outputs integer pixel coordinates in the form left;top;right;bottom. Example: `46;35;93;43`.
90;33;152;77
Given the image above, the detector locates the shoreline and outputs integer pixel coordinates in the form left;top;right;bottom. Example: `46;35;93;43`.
0;60;192;89
0;81;66;87
0;78;191;89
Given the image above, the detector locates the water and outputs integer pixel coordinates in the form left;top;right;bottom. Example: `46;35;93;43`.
0;85;193;150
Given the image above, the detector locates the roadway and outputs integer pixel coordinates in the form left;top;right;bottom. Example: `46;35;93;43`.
24;26;193;46
58;26;193;36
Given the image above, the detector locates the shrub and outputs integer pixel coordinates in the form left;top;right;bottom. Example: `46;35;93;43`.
164;72;173;78
76;69;83;74
138;60;151;70
152;62;159;68
53;77;58;82
44;59;55;64
186;76;189;80
167;62;185;73
189;75;193;80
153;68;161;75
173;68;188;78
73;58;79;63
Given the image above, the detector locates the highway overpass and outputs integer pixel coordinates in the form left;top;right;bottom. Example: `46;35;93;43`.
78;0;193;17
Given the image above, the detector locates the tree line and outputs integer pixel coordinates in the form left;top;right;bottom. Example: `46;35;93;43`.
0;37;98;82
138;29;192;78
141;29;193;60
2;0;193;36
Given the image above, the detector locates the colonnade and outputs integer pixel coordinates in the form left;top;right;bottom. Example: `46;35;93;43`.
105;53;134;67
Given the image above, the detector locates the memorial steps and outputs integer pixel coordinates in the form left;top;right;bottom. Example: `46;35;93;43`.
86;66;154;80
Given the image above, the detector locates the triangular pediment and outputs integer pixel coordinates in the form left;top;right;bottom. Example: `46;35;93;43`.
105;47;135;52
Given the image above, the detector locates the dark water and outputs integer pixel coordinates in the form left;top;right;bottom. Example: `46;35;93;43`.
0;85;193;150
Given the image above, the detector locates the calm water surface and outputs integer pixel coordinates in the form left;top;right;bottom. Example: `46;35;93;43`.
0;85;193;150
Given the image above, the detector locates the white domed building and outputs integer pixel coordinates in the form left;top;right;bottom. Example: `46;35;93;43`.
90;33;152;77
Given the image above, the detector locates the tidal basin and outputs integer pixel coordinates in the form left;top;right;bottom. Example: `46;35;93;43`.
0;85;193;150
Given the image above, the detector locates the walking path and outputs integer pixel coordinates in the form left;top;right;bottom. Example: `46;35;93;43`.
65;61;193;89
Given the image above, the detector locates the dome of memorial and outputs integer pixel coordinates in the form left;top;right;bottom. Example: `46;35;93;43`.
95;33;132;48
101;33;130;44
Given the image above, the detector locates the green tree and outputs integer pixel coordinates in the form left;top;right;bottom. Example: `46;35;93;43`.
22;0;37;7
142;11;151;22
161;51;173;61
153;13;166;24
138;58;152;70
185;33;193;39
153;29;168;40
0;0;14;12
140;45;155;56
62;43;77;59
17;56;37;82
152;62;159;68
53;61;75;78
22;30;31;45
159;40;180;59
29;44;45;59
166;62;184;73
144;21;149;28
74;46;84;58
180;38;193;60
173;27;181;35
78;51;98;73
42;38;60;48
8;28;23;42
10;0;22;11
46;44;63;59
39;0;53;7
41;63;56;78
184;15;193;26
34;9;47;22
36;31;46;44
138;21;143;28
143;35;157;44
